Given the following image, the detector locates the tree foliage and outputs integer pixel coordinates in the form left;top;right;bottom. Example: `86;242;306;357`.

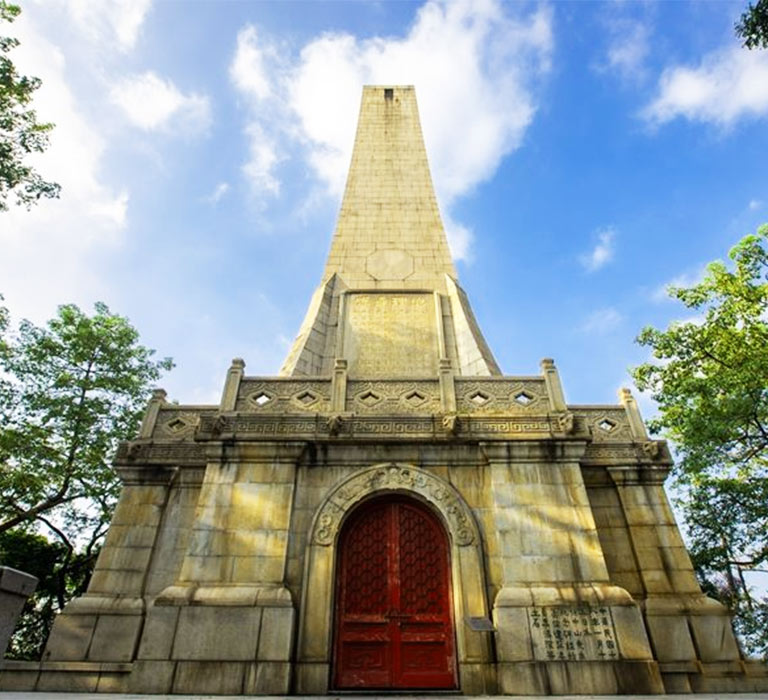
736;0;768;49
632;224;768;658
0;1;61;211
0;299;172;658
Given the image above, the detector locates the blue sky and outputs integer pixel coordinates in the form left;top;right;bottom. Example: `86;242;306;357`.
2;0;767;418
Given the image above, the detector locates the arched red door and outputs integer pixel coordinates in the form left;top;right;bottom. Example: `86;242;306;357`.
333;496;457;690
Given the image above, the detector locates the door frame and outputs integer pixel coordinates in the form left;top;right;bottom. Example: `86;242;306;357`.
332;494;458;690
296;463;493;694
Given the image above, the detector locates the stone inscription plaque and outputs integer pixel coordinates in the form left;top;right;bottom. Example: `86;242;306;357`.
344;293;437;377
529;606;618;661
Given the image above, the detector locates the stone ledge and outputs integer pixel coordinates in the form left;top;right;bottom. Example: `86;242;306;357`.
155;584;293;607
0;661;131;672
494;583;635;607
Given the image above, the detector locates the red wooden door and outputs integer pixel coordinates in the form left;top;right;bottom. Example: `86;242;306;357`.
333;497;457;689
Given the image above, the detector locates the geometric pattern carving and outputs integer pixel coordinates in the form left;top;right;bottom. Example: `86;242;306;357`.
313;463;475;547
468;390;490;406
341;504;389;615
455;379;548;414
402;389;428;408
356;390;382;407
159;411;200;437
294;389;320;408
598;418;616;433
249;390;274;408
400;505;443;614
513;391;534;406
236;379;331;413
347;380;440;415
581;408;633;443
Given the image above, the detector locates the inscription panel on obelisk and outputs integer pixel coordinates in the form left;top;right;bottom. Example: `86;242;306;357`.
344;293;438;377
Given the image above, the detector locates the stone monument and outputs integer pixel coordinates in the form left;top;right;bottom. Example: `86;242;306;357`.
2;85;767;695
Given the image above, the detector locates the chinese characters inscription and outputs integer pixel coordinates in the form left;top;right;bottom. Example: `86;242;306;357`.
529;606;618;661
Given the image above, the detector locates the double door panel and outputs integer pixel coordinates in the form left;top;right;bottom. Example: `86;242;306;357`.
334;498;457;689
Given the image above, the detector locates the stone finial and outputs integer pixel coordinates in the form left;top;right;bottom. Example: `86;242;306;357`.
331;359;348;412
540;358;567;412
618;386;650;441
220;358;246;411
139;388;169;438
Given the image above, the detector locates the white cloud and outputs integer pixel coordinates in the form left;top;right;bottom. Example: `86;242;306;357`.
229;0;553;259
111;71;211;133
242;123;281;197
580;308;623;334
642;46;768;127
205;182;230;205
0;8;128;323
230;25;274;101
580;228;616;272
651;266;708;302
63;0;152;51
597;19;650;82
749;199;763;211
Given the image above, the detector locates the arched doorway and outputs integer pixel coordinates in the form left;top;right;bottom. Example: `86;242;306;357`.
333;496;458;690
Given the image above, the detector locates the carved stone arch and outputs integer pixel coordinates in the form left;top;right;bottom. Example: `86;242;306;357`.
296;463;495;695
311;463;479;548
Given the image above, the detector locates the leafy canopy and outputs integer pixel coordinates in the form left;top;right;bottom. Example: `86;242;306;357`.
0;298;172;659
0;1;61;211
632;226;768;480
736;0;768;49
0;300;173;536
632;224;768;658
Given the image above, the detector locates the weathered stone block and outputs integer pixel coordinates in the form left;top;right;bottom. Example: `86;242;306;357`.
546;661;618;694
96;671;129;693
42;613;96;661
173;606;262;660
614;660;665;694
0;669;40;690
257;607;294;661
88;614;142;662
136;605;179;660
493;607;532;661
36;670;99;692
646;615;697;661
245;661;291;694
459;662;497;694
611;605;653;660
497;661;548;695
295;661;329;694
128;660;176;693
689;614;740;662
173;661;245;694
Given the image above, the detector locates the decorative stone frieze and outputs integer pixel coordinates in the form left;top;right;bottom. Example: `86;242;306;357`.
311;463;477;547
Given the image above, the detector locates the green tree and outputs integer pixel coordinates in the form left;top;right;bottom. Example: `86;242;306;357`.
632;224;768;658
0;1;61;211
0;299;172;657
736;0;768;49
